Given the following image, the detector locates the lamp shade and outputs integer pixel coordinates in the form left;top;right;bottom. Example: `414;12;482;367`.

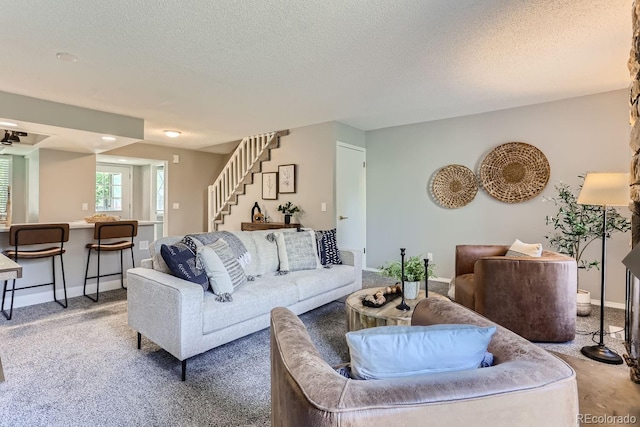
577;173;629;207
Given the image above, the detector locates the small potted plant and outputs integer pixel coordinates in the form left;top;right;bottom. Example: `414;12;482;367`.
378;255;436;299
277;201;300;224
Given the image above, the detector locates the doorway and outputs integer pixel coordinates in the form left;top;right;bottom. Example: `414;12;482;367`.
336;142;366;267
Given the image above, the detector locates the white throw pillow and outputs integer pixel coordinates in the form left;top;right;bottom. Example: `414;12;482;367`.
346;324;496;380
275;230;321;272
506;239;542;257
197;246;234;295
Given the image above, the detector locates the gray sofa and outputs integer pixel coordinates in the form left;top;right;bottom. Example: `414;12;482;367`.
271;296;578;427
127;229;362;380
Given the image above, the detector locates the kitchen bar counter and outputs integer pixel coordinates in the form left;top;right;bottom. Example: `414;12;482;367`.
0;221;156;311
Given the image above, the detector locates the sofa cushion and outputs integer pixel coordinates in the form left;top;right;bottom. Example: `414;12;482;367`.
149;236;183;274
160;242;209;291
275;230;321;272
202;277;298;334
315;228;342;265
506;239;542;257
346;324;496;380
284;265;355;301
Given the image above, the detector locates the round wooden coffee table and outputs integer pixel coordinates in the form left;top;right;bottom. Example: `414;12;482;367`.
346;288;434;331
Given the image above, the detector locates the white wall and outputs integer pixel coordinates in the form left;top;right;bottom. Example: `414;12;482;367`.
366;89;631;305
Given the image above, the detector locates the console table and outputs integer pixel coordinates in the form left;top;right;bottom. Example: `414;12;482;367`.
240;222;300;231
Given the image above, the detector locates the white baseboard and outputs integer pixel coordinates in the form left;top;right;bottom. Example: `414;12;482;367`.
590;299;626;310
6;279;126;309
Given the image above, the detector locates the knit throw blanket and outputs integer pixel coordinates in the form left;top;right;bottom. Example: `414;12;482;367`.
187;231;252;269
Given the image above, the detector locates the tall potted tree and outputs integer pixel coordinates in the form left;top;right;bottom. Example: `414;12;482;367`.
545;175;631;316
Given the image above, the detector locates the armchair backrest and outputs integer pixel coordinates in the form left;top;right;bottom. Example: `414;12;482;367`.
455;245;508;276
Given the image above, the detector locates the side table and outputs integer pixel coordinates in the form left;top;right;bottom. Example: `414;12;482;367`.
346;288;443;331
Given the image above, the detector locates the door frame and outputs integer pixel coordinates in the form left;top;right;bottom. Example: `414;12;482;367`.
336;141;367;267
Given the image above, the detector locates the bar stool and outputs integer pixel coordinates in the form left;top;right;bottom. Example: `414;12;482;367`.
2;223;70;320
83;220;138;302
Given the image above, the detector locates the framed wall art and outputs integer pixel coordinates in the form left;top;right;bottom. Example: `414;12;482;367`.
278;164;296;194
262;172;278;200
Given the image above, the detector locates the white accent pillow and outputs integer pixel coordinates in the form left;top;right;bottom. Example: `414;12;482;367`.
346;324;496;380
197;246;234;295
275;230;321;272
506;239;542;257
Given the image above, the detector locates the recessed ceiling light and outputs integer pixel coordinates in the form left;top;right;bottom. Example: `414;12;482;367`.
101;136;116;141
118;159;128;162
164;130;181;138
0;121;18;127
56;52;78;63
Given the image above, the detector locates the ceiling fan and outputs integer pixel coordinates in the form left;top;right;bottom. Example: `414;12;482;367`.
1;130;27;145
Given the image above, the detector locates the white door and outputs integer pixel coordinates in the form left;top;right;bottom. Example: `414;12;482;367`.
336;142;366;267
96;163;132;218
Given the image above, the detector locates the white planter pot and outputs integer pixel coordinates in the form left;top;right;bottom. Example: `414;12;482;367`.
404;281;420;300
577;289;592;317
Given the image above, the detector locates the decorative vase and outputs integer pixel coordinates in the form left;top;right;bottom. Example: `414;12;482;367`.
404;281;419;300
577;289;592;317
284;214;291;224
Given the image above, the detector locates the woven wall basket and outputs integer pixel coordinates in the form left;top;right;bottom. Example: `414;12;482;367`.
431;164;478;208
479;142;550;203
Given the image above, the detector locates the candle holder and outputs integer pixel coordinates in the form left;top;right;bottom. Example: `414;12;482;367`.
424;258;429;298
396;248;410;311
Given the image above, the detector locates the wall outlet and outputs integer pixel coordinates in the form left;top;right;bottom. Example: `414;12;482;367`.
139;240;149;250
427;252;434;261
321;202;327;212
82;202;89;211
173;154;180;164
172;203;179;209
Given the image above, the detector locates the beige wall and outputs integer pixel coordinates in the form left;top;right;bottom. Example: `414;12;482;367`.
104;143;225;235
366;89;631;305
218;122;365;232
38;149;96;222
11;155;27;223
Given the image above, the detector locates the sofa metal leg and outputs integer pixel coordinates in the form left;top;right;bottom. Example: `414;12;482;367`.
182;359;187;381
137;332;141;349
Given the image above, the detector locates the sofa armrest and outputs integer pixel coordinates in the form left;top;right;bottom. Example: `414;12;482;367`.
140;258;153;269
127;267;204;360
455;245;509;276
340;249;363;289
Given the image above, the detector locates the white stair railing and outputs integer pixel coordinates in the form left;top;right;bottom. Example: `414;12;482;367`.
208;132;278;230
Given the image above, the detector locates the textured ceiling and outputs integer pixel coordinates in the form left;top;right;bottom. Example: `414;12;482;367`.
0;0;633;152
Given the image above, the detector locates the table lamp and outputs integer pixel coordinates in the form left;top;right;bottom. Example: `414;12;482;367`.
577;172;629;364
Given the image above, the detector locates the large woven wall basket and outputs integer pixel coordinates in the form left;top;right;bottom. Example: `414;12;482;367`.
479;142;550;203
431;164;478;208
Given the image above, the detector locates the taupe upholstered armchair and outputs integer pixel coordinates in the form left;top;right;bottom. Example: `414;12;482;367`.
454;245;577;342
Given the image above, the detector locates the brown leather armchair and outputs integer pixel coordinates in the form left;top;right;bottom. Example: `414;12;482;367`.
455;245;577;342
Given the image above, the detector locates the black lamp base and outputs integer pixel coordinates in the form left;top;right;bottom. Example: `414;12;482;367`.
580;344;623;365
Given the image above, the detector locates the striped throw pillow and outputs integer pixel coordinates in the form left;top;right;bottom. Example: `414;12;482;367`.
209;238;247;290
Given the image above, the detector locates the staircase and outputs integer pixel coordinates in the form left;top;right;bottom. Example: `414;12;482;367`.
207;131;284;230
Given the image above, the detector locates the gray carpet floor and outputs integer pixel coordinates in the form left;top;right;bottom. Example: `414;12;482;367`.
0;272;635;426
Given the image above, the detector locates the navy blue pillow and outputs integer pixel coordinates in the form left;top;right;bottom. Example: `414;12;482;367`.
160;243;209;291
315;229;342;265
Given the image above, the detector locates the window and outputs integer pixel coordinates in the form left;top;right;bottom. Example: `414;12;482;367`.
96;171;123;212
0;156;12;216
156;166;164;214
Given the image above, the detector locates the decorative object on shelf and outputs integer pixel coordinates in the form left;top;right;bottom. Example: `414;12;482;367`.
251;202;264;222
544;175;630;316
262;172;278;200
480;142;550;203
277;201;300;224
431;164;478;208
379;252;435;302
278;164;296;194
576;172;629;365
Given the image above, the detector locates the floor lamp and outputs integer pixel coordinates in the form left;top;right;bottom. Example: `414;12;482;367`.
577;172;629;365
